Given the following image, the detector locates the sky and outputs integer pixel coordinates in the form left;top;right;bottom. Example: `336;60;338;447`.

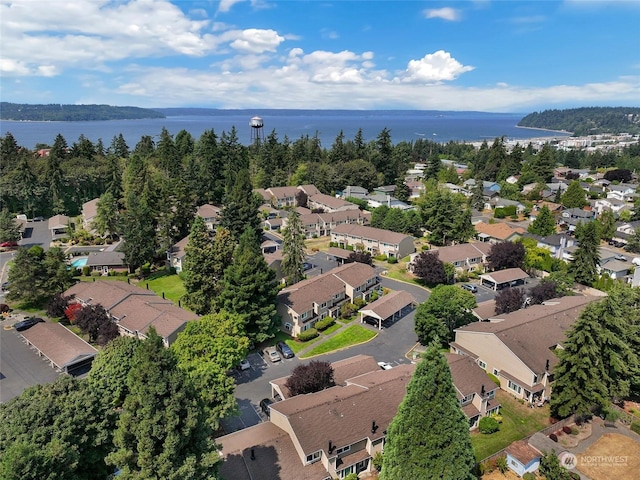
1;0;639;112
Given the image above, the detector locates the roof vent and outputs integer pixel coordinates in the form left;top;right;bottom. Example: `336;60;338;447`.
371;420;379;434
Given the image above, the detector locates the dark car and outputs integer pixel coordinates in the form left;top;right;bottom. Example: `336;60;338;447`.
14;317;44;332
276;341;295;359
259;398;274;417
1;281;10;291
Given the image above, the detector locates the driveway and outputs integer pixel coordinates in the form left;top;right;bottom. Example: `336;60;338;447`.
0;320;61;403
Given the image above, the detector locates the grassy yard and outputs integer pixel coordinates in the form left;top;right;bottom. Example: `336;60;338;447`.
133;272;186;305
301;324;377;358
471;390;551;462
375;255;426;287
273;331;321;355
304;237;331;252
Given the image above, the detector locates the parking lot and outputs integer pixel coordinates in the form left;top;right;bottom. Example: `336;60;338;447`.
0;321;61;403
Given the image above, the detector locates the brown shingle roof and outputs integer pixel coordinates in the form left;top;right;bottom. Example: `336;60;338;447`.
330;262;377;288
21;322;97;369
506;440;540;464
446;353;497;400
475;222;525;240
48;214;70;230
331;224;412;245
112;296;195;339
309;193;357;210
267;186;299;200
65;280;156;310
472;300;497;321
196;203;220;219
480;267;529;284
326;247;352;259
358;290;416;320
84;251;126;267
82;198;99;221
434;242;492;264
457;295;598;374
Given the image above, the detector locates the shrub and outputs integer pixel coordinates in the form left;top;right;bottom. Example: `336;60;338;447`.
549;433;558;442
315;317;335;331
496;456;508;474
140;263;151;276
523;473;536;480
297;328;319;342
571;426;580;435
340;302;357;319
90;270;101;277
354;297;366;308
490;413;503;424
372;451;383;472
563;425;572;434
374;254;387;261
481;458;497;474
82;265;91;276
0;303;10;314
478;416;499;434
631;422;640;435
421;245;430;251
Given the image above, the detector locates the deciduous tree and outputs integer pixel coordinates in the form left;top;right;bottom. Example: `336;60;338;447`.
414;285;476;344
75;304;119;346
380;345;475;480
495;287;526;314
412;251;447;286
285;360;335;396
345;251;373;266
487;241;525;271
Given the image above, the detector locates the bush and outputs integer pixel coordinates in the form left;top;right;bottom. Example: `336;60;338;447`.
297;328;319;342
490;413;503;424
372;451;383;472
387;257;398;264
0;303;10;314
523;473;536;480
82;265;91;276
631;422;640;435
549;433;558;442
571;426;580;435
374;254;387;261
140;263;151;276
90;270;101;277
315;317;335;331
496;456;508;473
340;303;357;319
478;416;500;434
562;425;572;434
354;297;366;308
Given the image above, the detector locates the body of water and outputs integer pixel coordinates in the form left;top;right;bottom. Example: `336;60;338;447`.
0;110;569;150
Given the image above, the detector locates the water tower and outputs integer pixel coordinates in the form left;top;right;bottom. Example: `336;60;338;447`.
250;115;264;144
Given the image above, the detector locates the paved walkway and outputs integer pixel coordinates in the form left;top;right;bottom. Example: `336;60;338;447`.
570;417;640;455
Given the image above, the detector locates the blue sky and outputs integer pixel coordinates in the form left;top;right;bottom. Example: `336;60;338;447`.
1;0;639;112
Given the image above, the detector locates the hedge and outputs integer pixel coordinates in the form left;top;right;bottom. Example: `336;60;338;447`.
315;317;336;331
478;416;499;434
297;328;319;342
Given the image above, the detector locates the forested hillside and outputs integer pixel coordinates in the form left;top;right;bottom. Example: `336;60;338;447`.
0;103;165;121
518;107;640;136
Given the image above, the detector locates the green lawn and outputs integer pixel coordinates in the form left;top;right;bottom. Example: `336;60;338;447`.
321;323;341;335
471;390;551;462
270;331;321;354
135;273;186;306
301;325;377;358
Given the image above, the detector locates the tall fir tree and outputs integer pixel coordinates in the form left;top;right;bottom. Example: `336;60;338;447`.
561;180;587;209
527;205;556;236
281;210;306;284
215;228;279;344
380;345;476;480
106;330;219;479
183;216;219;314
568;221;600;286
219;168;262;241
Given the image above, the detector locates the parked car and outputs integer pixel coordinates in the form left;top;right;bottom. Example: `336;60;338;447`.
1;281;10;292
33;216;44;222
238;358;251;371
362;316;380;327
265;347;281;363
14;317;44;332
614;254;627;261
276;341;295;359
461;284;478;293
259;398;274;417
633;257;640;267
0;241;18;248
377;361;393;370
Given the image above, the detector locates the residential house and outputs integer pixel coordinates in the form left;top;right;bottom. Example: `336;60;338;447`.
218;362;414;480
84;251;128;274
341;185;368;200
606;183;637;202
405;180;425;199
408;242;492;274
298;185;322;197
615;220;640;238
593;197;627;215
443;183;470;197
598;258;630;280
560;207;596;232
196;204;221;230
64;280;197;347
373;185;396;195
261;186;300;208
167;235;189;273
522;233;576;259
331;224;415;259
490;198;526;213
446;354;500;429
464;179;501;192
82;198;100;231
283;210;371;239
554;167;590;180
363;193;411;210
307;193;359;213
277;262;379;336
506;433;568;477
451;295;598;403
474;222;525;244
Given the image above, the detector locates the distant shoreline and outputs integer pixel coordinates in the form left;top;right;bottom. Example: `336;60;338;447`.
516;125;574;135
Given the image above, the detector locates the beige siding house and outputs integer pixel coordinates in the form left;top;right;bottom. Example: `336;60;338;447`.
283;209;371;239
277;263;379;336
451;295;598;403
331;224;415;259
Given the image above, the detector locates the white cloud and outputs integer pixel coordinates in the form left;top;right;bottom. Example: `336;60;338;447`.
399;51;474;83
218;0;245;13
321;29;339;40
423;7;461;21
229;29;284;53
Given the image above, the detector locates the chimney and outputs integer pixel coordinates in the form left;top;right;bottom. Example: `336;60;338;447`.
545;359;550;371
328;440;335;454
371;420;378;434
250;448;255;461
481;385;485;396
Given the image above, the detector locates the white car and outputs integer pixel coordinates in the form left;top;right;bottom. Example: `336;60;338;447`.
377;361;393;370
632;257;640;267
265;348;281;363
239;358;251;371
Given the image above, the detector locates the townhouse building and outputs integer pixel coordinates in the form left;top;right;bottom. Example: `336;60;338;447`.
331;224;415;259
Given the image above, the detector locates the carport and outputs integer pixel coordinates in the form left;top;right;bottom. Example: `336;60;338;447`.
359;290;417;330
21;322;98;375
480;268;529;291
326;247;352;265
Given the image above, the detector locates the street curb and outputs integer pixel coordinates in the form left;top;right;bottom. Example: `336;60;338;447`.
298;330;379;360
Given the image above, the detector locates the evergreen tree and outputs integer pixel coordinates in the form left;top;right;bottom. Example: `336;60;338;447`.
420;189;473;246
215;228;279;344
106;330;219;479
380;345;475;480
108;133;129;158
281;210;306;284
219;168;261;241
394;177;410;202
528;205;556;236
120;191;156;273
0;208;21;243
568;221;600;286
91;191;119;238
561;180;587;209
596;209;616;240
468;179;485;211
371;205;390;228
425;152;441;179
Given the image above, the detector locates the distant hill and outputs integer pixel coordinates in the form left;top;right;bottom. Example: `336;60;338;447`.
0;103;165;121
518;107;640;136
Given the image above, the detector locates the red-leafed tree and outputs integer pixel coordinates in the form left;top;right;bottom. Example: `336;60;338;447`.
487;241;525;271
494;287;526;315
345;251;373;266
412;251;447;286
64;303;82;323
285;360;335;396
75;304;119;346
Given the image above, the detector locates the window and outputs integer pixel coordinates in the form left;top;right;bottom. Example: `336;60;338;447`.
301;312;308;320
334;293;341;299
533;374;538;384
493;368;499;376
338;466;354;478
336;445;350;455
478;360;487;370
306;451;321;464
508;380;522;394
